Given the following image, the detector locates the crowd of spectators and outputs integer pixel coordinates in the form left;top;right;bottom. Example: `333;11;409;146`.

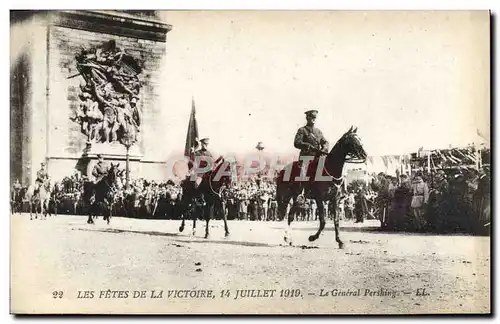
12;164;490;235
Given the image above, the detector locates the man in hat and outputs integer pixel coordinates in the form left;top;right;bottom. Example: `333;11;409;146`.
35;162;49;194
294;110;329;162
188;137;215;206
194;138;213;159
92;154;110;184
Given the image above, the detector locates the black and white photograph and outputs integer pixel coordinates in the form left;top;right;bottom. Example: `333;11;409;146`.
9;9;491;314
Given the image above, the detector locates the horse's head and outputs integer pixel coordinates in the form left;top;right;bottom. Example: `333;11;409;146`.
107;163;121;186
335;126;367;163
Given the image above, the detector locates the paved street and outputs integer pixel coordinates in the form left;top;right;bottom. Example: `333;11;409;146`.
11;214;490;314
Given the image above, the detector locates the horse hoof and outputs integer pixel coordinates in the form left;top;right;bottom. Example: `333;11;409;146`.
284;237;292;246
225;232;230;238
179;225;185;232
308;235;317;242
338;242;345;249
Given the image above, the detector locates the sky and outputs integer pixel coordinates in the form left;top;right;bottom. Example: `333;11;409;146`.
154;11;490;159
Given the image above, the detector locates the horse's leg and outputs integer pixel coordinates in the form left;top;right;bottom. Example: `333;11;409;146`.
333;201;344;249
309;198;326;242
87;202;95;224
43;200;48;219
192;205;197;236
179;206;186;232
285;199;297;246
108;204;112;225
277;195;289;242
222;200;230;237
204;204;212;239
29;202;33;220
46;200;51;218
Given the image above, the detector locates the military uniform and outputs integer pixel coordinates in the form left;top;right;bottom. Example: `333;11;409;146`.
294;110;329;159
189;145;213;171
36;168;49;184
294;126;329;157
293;110;329;200
92;160;110;183
189;138;213;205
194;147;213;159
34;164;49;194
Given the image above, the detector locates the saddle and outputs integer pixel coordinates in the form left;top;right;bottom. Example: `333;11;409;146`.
283;155;335;202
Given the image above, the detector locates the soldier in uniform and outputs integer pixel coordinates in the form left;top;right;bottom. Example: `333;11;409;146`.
92;154;110;184
35;162;49;194
293;110;329;197
189;138;214;206
294;110;329;165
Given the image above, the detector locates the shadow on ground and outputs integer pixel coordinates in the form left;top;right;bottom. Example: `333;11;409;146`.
77;227;282;248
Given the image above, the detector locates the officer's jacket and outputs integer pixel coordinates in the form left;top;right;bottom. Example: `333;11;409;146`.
37;169;49;181
92;162;109;179
294;126;328;156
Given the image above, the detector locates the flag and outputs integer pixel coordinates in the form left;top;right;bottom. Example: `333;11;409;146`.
184;98;199;157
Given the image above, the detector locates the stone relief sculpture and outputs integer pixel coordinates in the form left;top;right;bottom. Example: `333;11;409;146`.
70;40;143;145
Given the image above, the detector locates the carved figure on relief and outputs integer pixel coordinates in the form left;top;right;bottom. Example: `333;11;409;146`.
70;40;143;145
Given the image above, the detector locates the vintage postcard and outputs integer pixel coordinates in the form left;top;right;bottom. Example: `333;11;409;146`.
9;10;490;314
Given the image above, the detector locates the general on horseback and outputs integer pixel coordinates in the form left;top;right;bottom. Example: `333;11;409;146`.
35;162;50;195
91;154;110;184
276;109;367;248
293;110;329;198
294;110;329;160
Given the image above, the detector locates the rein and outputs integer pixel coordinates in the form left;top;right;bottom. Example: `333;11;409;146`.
324;134;366;188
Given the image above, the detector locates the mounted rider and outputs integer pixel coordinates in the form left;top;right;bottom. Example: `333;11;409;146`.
188;137;213;206
293;110;330;198
294;110;329;169
35;162;50;194
91;154;110;184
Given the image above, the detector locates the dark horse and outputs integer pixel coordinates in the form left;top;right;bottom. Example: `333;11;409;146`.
179;158;232;238
276;126;367;248
83;163;120;225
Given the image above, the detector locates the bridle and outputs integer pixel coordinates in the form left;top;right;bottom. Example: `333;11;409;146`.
323;133;366;189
